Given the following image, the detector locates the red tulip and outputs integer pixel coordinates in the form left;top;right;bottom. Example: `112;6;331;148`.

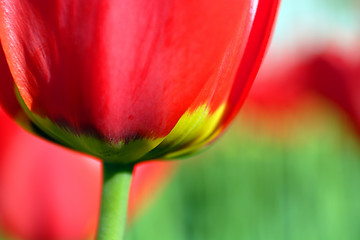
244;47;360;139
241;0;360;138
0;107;177;240
0;0;279;163
304;50;360;135
247;56;309;113
0;1;279;238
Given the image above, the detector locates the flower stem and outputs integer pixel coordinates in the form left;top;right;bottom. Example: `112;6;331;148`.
96;163;133;240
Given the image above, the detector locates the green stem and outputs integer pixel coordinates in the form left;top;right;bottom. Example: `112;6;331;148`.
96;163;133;240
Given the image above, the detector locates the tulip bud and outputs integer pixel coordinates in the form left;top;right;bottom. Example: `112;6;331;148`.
0;0;279;164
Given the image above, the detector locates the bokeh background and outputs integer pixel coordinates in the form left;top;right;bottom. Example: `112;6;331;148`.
1;0;360;239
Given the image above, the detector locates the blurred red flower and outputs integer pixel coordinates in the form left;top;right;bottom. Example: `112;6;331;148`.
304;50;360;135
0;107;176;240
244;47;360;137
0;107;101;240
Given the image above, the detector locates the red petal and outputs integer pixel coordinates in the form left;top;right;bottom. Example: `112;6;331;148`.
0;0;260;141
0;108;101;239
0;45;22;118
220;0;280;129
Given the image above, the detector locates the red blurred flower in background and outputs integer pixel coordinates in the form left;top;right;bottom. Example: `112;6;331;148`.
0;107;100;240
241;0;360;138
305;50;360;135
245;46;360;137
0;107;176;240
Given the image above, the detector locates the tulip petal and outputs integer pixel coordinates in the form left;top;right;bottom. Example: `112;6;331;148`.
0;0;280;163
144;0;281;159
0;108;101;240
0;47;17;115
220;0;280;129
0;0;254;142
0;45;36;131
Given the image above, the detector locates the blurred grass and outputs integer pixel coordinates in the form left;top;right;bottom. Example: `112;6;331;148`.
127;108;360;240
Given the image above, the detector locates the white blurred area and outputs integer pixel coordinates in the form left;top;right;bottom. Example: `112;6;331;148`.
266;0;360;64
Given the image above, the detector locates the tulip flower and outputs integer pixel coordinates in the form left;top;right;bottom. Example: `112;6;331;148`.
0;107;176;240
241;0;360;140
242;58;310;139
0;0;279;239
304;50;360;136
244;48;360;140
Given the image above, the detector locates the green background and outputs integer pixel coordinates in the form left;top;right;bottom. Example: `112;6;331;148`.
127;107;360;240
